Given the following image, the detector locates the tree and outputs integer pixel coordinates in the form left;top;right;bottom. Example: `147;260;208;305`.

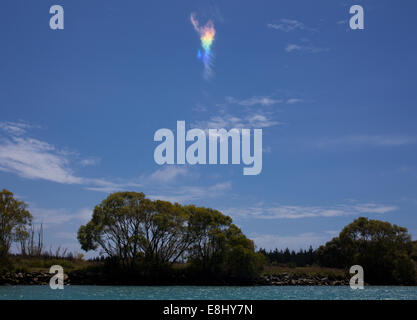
317;217;417;284
185;205;265;280
411;241;417;262
0;189;32;257
316;237;347;268
78;192;191;267
186;205;232;271
139;199;192;265
78;192;266;281
78;192;147;266
223;224;266;280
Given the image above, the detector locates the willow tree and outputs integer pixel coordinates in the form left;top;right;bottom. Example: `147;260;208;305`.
78;192;266;280
77;192;191;267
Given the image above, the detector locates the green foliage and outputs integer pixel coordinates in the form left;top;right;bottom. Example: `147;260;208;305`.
185;205;232;273
185;208;265;281
0;254;13;273
223;225;266;280
78;192;265;282
22;258;76;270
78;192;192;267
316;237;348;268
0;189;32;258
317;217;417;285
1;253;89;275
411;241;417;262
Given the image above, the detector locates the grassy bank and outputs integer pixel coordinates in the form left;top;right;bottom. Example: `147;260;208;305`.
1;254;93;274
1;255;348;285
7;257;346;279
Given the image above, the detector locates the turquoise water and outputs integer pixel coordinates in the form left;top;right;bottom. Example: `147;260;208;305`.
0;286;417;300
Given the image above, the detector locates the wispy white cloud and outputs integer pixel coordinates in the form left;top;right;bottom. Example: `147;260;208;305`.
0;121;35;136
82;179;142;193
285;44;302;52
79;157;100;167
201;94;303;130
267;19;316;32
223;202;397;220
0;134;83;184
191;94;286;155
0;121;233;201
226;96;283;107
192;103;207;112
0;121;141;192
30;206;92;227
285;43;329;53
149;181;232;203
286;98;304;104
147;166;190;183
316;135;417;148
193;112;281;130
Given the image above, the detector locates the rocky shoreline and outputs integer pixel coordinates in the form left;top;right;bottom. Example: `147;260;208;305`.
0;271;69;285
256;273;349;286
0;271;349;286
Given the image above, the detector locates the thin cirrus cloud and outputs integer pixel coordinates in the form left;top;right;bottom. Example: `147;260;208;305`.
267;19;316;32
29;206;93;227
316;135;417;148
0;121;232;202
147;166;190;184
285;43;329;53
286;98;304;104
149;181;232;203
0;121;141;192
79;157;100;167
0;121;35;136
225;95;303;107
193;112;281;130
0;127;83;184
267;19;327;54
223;202;397;220
226;96;283;107
193;95;289;130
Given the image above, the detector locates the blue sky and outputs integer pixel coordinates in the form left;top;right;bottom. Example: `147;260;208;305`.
1;0;417;255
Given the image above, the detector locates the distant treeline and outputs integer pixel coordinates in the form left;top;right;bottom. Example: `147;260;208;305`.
258;247;316;267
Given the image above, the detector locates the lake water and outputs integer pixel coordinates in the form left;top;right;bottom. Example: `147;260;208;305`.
0;285;417;300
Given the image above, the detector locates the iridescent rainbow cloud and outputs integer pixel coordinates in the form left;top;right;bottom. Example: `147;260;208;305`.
190;13;216;79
